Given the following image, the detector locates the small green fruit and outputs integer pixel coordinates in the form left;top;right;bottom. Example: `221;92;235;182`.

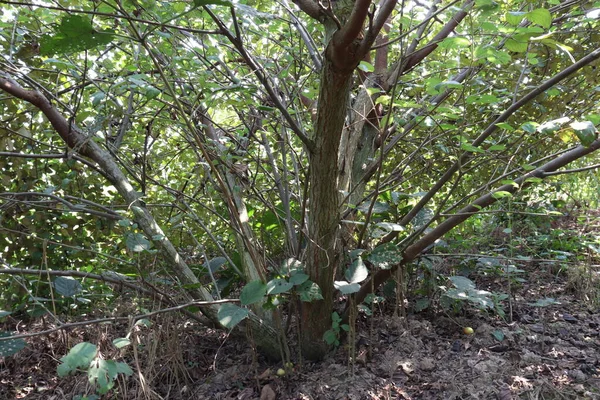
277;368;286;376
285;362;293;369
463;327;474;335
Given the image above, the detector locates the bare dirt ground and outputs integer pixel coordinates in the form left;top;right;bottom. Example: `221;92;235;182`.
1;212;599;399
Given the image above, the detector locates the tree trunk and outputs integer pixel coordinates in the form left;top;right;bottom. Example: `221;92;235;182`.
301;53;354;360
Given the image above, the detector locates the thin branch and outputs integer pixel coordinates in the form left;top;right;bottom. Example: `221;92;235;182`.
395;46;600;230
358;0;398;55
0;298;239;342
346;137;600;316
0;192;121;220
0;0;222;35
543;162;600;176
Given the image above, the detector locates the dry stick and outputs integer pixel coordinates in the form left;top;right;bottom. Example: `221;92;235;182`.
344;137;600;318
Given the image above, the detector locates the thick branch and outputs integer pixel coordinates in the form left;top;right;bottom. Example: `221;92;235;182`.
346;138;600;317
396;46;600;230
358;0;398;56
292;0;323;20
334;0;372;49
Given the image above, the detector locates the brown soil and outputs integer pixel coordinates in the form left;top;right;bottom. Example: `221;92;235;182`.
2;213;600;399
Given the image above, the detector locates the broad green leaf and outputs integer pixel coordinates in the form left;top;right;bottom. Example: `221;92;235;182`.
495;122;514;131
54;276;82;297
125;233;151;252
488;144;506;151
206;257;227;273
527;8;552;28
40;15;115;56
506;11;527;25
0;332;26;357
345;257;368;284
266;278;293;295
368;243;403;269
358;61;374;72
323;330;337;345
520;122;538;133
0;311;12;319
492;191;513;199
505;35;529;52
334;281;360;295
356;201;389;214
112;338;131;349
88;359;130;394
240;280;267;305
435;80;463;90
438;36;471;49
58;342;97;377
289;271;309;286
375;222;405;232
145;86;161;99
217;303;249;328
461;143;484;153
297;281;323;302
570;121;597;146
449;276;476;290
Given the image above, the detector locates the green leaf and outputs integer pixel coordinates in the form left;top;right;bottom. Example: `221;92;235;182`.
570;121;597;146
88;359;121;394
356;201;389;214
438;36;471;49
297;281;323;302
461;143;484;153
505;35;529;52
358;61;374;72
506;11;527;25
492;329;505;341
54;276;82;297
495;122;514;131
0;311;12;319
217;303;249;328
266;278;293;295
492;191;513;199
125;233;151;252
58;342;97;377
334;280;360;295
0;332;26;357
435;80;463;90
323;329;337;345
521;122;538;133
527;8;552;28
145;86;161;99
206;257;227;273
240;280;267;305
112;338;131;349
345;257;368;284
40;15;115;56
289;271;309;286
368;243;403;269
488;144;506;151
116;361;133;375
449;276;476;290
